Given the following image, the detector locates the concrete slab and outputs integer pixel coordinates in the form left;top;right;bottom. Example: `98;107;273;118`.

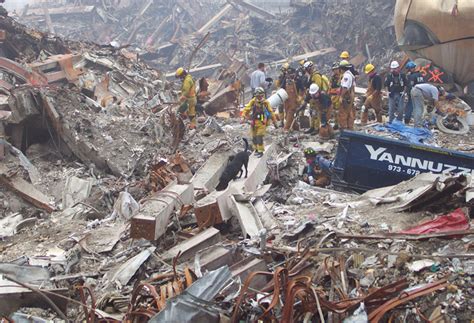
191;151;231;191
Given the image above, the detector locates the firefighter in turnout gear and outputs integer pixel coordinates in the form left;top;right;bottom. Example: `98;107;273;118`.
300;83;333;138
241;87;278;158
329;62;341;130
338;60;356;129
280;67;299;131
303;61;330;93
361;63;383;125
295;59;309;99
175;67;197;129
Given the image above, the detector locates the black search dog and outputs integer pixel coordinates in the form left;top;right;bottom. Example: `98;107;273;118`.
215;138;249;191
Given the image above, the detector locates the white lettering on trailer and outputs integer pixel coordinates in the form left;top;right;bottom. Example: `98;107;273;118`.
364;145;473;174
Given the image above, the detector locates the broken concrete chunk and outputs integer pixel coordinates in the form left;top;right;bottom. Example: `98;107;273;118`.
406;259;435;272
62;176;93;209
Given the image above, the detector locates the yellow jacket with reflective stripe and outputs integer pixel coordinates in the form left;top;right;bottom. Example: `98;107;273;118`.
242;98;276;123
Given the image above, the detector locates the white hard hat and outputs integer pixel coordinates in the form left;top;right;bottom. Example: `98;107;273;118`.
309;83;319;95
303;61;314;70
390;61;400;69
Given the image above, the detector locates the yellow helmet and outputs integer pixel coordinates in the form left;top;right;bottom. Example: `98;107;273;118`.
175;67;185;77
299;59;306;66
364;63;375;74
340;51;350;59
281;62;290;72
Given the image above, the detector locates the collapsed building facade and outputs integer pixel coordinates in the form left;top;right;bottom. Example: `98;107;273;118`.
0;1;473;322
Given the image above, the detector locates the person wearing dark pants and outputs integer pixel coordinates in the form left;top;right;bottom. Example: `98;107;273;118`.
385;61;407;123
404;61;425;124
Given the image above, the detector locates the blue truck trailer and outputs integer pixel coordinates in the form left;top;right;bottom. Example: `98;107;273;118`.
331;131;474;193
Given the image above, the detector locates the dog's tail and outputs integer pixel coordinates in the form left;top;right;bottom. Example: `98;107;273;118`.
242;138;249;152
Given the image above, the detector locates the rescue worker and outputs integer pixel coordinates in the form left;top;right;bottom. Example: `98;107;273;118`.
361;63;383;125
241;87;278;158
250;62;272;95
281;67;298;131
277;63;290;88
175;67;197;129
329;62;341;130
385;60;407;123
339;50;359;77
404;61;425;124
300;83;333;138
303;61;330;93
410;83;440;128
295;59;309;99
302;148;331;187
338;60;356;130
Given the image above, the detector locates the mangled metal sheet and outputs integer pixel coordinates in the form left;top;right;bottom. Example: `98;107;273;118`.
395;0;474;86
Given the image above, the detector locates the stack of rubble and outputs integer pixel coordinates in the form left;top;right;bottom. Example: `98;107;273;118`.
0;2;473;323
16;0;398;77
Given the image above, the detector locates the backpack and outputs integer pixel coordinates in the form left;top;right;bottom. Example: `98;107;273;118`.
387;73;405;93
313;72;330;92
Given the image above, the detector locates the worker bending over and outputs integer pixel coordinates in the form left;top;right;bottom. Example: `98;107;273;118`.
302;148;331;187
300;83;333;139
410;83;440;128
241;87;278;158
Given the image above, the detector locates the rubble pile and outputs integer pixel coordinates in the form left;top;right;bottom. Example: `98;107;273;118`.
0;2;473;323
18;0;397;75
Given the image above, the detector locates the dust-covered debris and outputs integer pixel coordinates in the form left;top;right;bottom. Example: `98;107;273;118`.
0;1;473;322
